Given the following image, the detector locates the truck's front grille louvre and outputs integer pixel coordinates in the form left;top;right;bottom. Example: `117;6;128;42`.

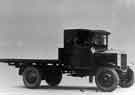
121;54;127;70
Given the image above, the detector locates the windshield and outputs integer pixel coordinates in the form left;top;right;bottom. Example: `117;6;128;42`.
92;34;108;50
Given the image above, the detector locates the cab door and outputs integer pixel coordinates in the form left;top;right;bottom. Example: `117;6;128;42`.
70;47;93;70
59;47;94;70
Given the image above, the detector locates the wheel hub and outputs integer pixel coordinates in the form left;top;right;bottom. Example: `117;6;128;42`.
27;71;37;84
100;73;114;87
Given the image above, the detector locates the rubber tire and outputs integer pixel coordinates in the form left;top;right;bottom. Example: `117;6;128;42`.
23;67;41;88
119;68;134;88
45;70;62;86
95;67;119;92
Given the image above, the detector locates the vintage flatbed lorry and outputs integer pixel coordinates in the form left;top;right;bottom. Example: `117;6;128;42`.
0;29;134;92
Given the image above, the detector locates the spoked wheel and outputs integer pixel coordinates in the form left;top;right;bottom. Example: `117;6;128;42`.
45;69;62;86
23;67;41;88
119;67;134;88
95;67;119;92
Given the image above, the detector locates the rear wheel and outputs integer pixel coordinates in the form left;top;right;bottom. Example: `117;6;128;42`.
119;67;134;88
95;67;119;92
23;67;41;88
45;70;62;86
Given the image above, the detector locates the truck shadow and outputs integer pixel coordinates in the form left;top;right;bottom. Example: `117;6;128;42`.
16;85;98;91
39;85;97;91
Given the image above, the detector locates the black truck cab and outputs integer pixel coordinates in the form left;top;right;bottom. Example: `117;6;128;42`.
61;29;112;71
62;29;126;70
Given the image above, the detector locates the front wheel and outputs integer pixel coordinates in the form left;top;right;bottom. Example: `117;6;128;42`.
95;67;119;92
119;67;134;88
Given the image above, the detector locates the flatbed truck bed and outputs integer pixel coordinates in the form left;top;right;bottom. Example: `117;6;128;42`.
0;58;59;67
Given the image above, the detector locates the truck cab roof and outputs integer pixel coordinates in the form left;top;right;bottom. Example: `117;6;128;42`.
64;29;111;35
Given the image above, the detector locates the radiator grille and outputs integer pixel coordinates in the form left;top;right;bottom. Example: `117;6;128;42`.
121;54;127;70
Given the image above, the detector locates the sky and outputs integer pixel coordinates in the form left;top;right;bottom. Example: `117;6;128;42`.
0;0;134;62
0;0;62;59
